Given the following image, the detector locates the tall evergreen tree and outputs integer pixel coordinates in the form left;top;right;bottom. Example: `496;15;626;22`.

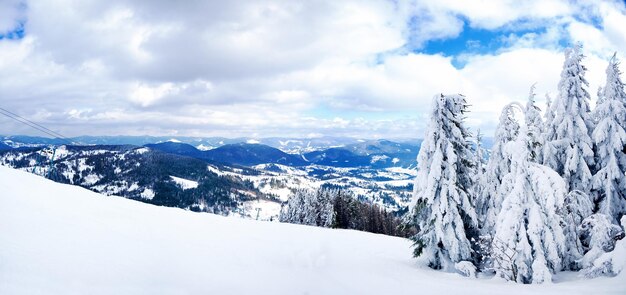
592;53;626;223
524;85;544;163
595;86;605;121
579;213;625;270
315;189;335;227
542;45;595;270
474;129;486;177
279;189;308;224
479;104;519;232
543;93;556;142
410;94;478;270
544;44;595;194
280;188;334;227
561;189;594;270
492;125;567;284
473;130;486;212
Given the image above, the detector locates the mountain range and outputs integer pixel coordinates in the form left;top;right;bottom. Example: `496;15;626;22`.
0;141;417;218
2;135;418;153
145;139;419;168
3;135;427;168
0;145;265;215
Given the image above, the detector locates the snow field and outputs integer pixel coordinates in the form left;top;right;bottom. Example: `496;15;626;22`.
1;165;624;295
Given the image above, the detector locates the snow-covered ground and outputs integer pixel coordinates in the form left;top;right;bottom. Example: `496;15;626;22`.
169;175;199;190
242;199;283;221
1;165;624;295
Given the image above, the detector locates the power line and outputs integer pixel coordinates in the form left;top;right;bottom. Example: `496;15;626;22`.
0;107;73;145
0;107;69;139
0;109;61;138
0;109;66;141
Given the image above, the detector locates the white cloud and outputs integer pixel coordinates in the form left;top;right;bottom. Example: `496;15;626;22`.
0;0;625;139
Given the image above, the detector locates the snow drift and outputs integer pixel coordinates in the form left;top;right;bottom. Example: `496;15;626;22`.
0;165;624;294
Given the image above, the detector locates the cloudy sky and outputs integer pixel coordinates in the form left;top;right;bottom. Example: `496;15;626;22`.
1;0;625;139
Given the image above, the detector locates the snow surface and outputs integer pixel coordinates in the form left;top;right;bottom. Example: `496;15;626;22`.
196;144;214;151
206;164;224;175
243;199;282;221
134;147;149;154
1;165;625;295
139;188;155;200
169;175;199;190
82;173;101;185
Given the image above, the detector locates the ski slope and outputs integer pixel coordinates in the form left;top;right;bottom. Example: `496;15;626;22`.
0;165;624;295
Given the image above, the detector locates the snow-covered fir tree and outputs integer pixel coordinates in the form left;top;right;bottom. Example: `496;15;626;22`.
544;44;595;194
410;93;478;270
279;189;308;224
478;104;520;233
313;189;335;227
542;45;595;270
581;216;626;278
280;188;334;227
592;53;626;224
474;129;486;177
579;213;625;270
561;189;594;270
543;93;556;142
524;85;544;163
473;130;487;225
595;86;605;121
491;125;567;284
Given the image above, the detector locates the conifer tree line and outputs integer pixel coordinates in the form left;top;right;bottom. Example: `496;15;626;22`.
279;188;414;237
409;45;626;284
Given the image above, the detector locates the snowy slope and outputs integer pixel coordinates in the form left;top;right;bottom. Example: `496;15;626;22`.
169;175;199;190
0;165;624;295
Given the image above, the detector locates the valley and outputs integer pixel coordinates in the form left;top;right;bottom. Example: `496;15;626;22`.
0;136;418;220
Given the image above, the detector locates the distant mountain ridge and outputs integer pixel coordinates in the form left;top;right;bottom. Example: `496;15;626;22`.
0;141;11;150
204;143;308;166
2;135;431;152
0;143;419;218
146;142;308;166
0;145;263;214
2;135;493;169
146;140;419;168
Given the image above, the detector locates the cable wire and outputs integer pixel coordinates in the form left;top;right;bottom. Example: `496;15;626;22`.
0;107;73;145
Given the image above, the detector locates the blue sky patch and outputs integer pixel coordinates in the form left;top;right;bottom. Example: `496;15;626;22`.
0;1;27;41
0;20;26;40
417;21;555;68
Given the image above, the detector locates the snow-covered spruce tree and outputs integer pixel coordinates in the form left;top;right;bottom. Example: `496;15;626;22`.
280;188;334;227
543;45;595;270
581;216;626;278
543;93;556;143
279;189;308;224
525;85;544;163
592;53;626;223
474;129;486;178
561;189;594;270
544;44;595;193
410;93;478;270
478;104;519;233
491;125;567;284
472;130;487;227
314;188;335;227
579;213;625;270
594;86;605;122
302;189;320;226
